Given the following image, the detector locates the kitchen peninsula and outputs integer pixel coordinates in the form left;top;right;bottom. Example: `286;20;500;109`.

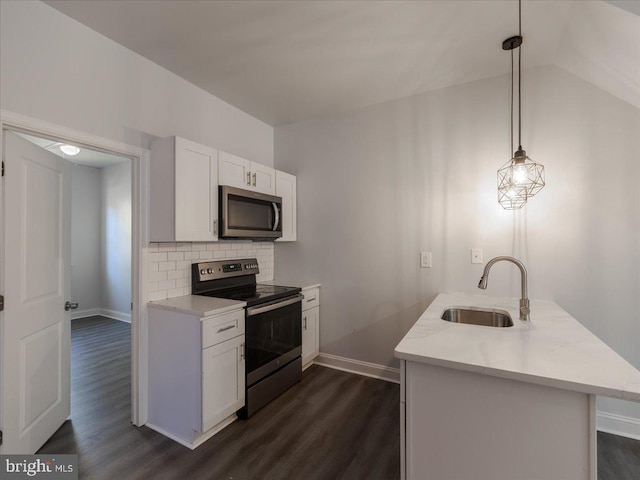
395;293;640;480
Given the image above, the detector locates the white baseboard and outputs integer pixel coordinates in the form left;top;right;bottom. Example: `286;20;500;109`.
101;308;131;323
71;307;131;323
71;308;101;320
313;353;400;384
146;415;237;450
597;411;640;440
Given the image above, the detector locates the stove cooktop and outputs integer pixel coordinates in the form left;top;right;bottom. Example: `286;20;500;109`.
198;284;301;307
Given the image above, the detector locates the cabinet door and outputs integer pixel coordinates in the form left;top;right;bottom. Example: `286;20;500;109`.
251;162;276;195
302;306;319;367
275;170;297;242
174;137;218;241
219;151;251;189
201;335;245;432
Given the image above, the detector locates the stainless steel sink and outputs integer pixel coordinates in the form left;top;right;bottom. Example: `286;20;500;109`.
441;307;514;327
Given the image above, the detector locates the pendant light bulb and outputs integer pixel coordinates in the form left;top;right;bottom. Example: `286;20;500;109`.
512;162;527;184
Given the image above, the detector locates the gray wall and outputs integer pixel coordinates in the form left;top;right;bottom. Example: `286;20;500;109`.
71;165;102;312
70;162;131;318
101;162;132;315
274;65;640;420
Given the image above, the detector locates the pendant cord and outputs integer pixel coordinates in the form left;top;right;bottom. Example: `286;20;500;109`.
510;49;514;157
518;0;522;150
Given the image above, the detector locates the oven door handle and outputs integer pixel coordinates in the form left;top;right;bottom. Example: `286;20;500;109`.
246;294;303;317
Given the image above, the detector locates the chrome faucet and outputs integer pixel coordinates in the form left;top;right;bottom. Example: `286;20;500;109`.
478;256;530;321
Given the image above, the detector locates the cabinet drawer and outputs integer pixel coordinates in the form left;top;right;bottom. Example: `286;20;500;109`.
202;309;245;348
302;287;320;311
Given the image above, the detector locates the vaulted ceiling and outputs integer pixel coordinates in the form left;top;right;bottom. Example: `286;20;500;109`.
44;0;640;126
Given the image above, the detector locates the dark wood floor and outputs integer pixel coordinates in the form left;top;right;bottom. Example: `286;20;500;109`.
39;317;639;480
39;316;399;479
598;431;640;480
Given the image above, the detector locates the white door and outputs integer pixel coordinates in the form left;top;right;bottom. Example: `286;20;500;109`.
1;131;71;453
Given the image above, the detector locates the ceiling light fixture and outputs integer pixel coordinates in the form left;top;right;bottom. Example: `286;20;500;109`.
497;0;544;210
60;144;80;156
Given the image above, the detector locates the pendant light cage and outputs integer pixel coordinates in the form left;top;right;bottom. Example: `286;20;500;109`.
497;0;545;210
497;149;545;209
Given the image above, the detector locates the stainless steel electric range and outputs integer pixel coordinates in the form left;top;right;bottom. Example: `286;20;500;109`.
192;258;302;418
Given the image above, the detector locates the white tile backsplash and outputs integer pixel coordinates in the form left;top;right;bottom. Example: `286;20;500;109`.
146;241;275;300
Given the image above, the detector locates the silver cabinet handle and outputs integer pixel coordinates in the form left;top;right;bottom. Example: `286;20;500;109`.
252;172;256;186
217;324;235;333
240;342;245;360
65;301;79;311
213;219;218;235
246;171;251;185
303;316;307;330
306;297;316;303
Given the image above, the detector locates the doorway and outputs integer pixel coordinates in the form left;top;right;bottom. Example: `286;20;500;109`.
0;117;146;454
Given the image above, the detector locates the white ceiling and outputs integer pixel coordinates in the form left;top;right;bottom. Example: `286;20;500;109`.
44;0;640;126
15;131;130;168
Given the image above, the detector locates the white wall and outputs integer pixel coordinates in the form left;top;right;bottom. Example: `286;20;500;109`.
0;0;273;165
102;162;132;317
71;164;102;313
274;65;640;422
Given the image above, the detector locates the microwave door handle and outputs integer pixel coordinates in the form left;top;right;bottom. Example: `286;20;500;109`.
272;202;280;231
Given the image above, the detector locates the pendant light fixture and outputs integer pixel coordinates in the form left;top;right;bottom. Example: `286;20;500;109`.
497;0;544;210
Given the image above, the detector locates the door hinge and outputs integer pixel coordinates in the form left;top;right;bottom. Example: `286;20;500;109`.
0;430;3;445
2;161;4;177
0;295;4;312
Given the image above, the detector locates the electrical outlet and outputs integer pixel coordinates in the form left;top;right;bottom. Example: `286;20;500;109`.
471;248;483;264
420;252;432;268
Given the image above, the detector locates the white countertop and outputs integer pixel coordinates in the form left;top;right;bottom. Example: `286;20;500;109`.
395;292;640;402
148;295;246;317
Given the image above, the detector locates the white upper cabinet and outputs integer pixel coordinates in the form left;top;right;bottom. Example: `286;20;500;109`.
275;170;297;242
218;151;250;189
219;151;276;195
251;162;276;195
150;136;219;242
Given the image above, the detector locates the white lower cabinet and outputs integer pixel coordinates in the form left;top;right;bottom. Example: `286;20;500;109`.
301;286;320;368
148;306;245;449
202;335;245;431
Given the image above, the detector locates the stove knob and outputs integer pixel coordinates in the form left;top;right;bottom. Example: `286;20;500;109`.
200;269;206;275
207;268;213;274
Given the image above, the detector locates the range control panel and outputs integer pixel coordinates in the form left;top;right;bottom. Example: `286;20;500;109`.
193;258;259;282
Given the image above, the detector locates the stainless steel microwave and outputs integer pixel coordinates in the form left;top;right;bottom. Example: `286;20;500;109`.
219;185;282;240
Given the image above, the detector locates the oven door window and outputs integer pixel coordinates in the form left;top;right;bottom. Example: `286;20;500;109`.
228;194;277;232
246;301;301;374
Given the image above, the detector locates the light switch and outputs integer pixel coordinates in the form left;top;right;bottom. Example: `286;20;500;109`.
420;252;432;268
471;248;483;264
